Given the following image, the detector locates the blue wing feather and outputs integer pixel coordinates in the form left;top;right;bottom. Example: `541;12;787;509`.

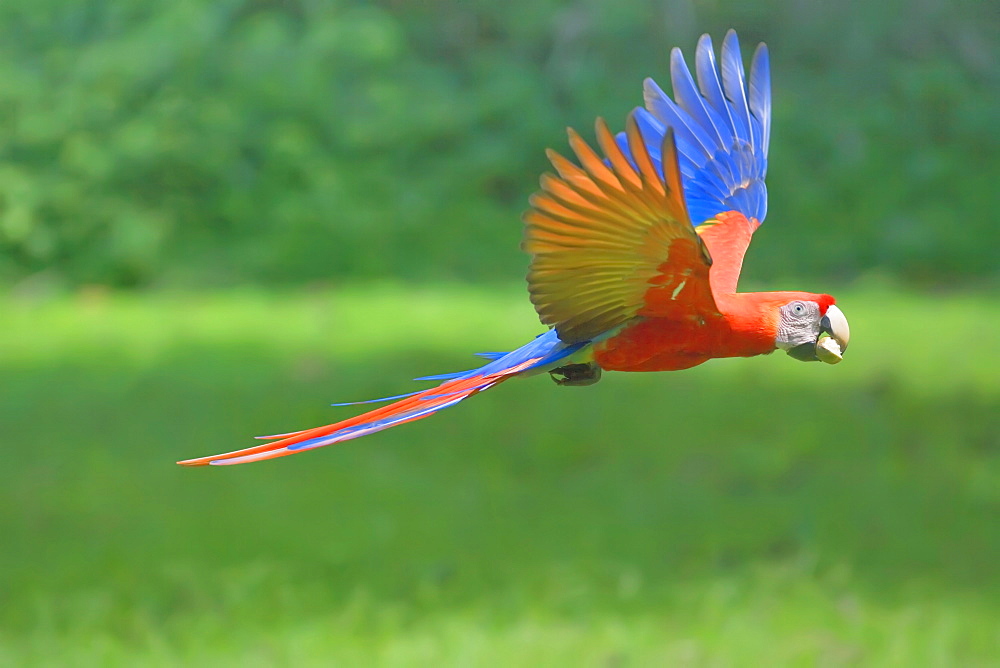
721;31;753;151
695;35;737;144
618;30;771;225
749;43;772;157
670;49;728;151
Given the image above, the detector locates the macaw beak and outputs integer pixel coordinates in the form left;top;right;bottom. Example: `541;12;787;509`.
816;304;850;364
787;304;851;364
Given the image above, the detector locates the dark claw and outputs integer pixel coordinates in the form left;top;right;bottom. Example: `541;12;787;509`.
549;362;602;386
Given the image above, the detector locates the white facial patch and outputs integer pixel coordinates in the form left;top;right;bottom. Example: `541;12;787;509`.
775;300;822;350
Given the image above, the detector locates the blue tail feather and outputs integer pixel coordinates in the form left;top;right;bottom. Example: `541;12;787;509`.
413;370;472;381
330;390;425;407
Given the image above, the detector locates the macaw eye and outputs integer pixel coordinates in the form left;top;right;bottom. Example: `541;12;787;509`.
790;302;806;316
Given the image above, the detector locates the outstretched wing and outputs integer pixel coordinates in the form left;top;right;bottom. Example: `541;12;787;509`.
522;115;717;344
619;30;771;227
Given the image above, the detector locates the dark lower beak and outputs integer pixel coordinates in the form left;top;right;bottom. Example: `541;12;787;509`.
787;342;819;362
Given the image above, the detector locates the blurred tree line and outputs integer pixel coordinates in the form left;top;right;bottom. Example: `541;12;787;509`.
0;0;996;289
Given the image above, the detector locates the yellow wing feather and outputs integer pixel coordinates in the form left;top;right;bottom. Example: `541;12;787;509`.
522;114;716;343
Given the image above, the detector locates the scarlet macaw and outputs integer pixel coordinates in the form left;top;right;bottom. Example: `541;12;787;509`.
180;30;850;466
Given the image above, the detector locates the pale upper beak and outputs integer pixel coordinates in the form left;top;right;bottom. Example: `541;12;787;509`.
815;304;850;364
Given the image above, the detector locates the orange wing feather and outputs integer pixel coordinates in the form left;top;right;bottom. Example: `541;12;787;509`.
523;114;717;343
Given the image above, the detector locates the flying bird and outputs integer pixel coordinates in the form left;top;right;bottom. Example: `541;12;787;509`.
180;30;850;467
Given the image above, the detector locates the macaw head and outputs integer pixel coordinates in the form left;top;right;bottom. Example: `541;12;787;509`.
773;295;850;364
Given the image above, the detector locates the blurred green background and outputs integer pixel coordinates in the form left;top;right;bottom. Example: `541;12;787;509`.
2;0;998;664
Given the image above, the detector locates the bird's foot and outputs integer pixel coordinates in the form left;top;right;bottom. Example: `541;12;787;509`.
549;362;602;386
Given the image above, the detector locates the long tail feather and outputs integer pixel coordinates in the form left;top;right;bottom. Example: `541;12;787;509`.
178;330;585;466
329;390;426;406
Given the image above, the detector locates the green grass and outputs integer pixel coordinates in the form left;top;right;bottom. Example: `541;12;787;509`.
1;284;997;665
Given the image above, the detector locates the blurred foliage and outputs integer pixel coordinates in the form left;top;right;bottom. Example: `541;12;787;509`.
0;0;996;288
